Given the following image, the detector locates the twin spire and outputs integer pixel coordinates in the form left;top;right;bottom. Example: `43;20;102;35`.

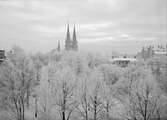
65;23;78;51
57;23;78;51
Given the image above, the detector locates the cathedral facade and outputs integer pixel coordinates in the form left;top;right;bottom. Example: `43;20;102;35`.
65;24;78;51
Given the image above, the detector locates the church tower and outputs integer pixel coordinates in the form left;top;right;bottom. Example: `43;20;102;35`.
65;24;72;50
72;24;78;51
65;23;78;51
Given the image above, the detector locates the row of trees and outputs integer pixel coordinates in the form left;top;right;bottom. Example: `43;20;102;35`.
0;46;167;120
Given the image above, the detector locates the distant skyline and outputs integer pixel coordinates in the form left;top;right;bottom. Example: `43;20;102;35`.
0;0;166;54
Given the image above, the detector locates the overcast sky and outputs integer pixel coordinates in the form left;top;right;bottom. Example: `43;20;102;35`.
0;0;166;53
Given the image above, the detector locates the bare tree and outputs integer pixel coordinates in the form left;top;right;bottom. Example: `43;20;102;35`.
118;66;160;120
34;66;54;119
0;60;27;120
0;46;36;120
53;67;78;120
132;83;159;120
77;74;90;120
98;64;122;120
89;82;104;120
57;81;77;120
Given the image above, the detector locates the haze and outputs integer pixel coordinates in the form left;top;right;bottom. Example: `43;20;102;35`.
0;0;166;54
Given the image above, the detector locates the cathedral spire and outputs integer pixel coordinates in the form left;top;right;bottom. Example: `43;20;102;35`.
72;24;78;51
65;23;71;50
57;40;60;51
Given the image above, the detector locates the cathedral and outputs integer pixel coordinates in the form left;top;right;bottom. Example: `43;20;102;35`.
65;24;78;51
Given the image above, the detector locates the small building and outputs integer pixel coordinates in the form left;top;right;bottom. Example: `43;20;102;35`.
110;56;137;67
0;50;6;63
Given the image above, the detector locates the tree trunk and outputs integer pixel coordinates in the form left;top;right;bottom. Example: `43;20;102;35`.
19;101;22;120
35;97;38;118
94;96;97;120
85;109;88;120
21;97;25;120
62;111;66;120
156;109;161;120
85;93;88;120
106;100;109;120
62;91;66;120
22;103;25;120
27;87;30;108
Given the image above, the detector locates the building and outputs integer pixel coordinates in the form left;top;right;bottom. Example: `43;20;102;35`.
154;45;167;57
0;50;6;63
137;44;167;60
65;24;78;51
110;56;137;67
